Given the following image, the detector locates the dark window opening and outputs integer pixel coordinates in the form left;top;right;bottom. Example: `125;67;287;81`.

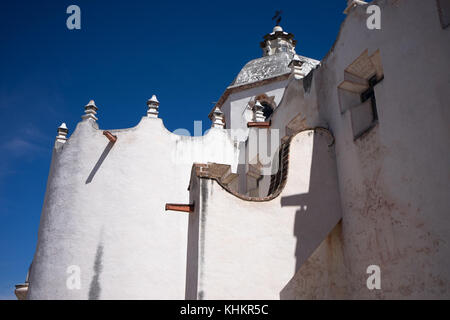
360;75;383;122
261;102;274;120
353;75;384;140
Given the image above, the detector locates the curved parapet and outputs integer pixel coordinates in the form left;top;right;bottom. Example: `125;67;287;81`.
185;129;343;299
27;116;240;299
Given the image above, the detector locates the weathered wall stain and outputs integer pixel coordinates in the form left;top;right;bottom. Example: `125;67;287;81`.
88;242;104;300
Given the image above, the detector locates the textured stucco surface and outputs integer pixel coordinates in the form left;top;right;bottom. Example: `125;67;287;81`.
25;0;450;300
304;0;450;298
28;118;240;299
186;130;342;299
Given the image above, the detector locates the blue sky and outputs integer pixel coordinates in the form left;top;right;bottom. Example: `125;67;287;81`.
0;0;345;299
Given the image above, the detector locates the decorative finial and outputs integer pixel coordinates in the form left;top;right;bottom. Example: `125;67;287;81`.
289;54;306;79
14;283;29;300
254;101;266;122
211;107;224;128
147;95;160;118
81;100;98;121
289;54;303;67
55;122;69;145
272;10;282;26
344;0;368;14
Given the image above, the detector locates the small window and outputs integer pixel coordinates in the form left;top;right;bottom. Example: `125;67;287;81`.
261;101;274;119
253;94;276;120
337;50;384;140
352;75;382;140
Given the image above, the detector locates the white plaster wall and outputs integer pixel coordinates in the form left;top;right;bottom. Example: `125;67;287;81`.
222;80;289;134
312;0;450;298
186;130;342;299
280;222;349;299
255;74;323;196
221;80;289;194
271;75;323;138
27;117;240;299
26;0;450;300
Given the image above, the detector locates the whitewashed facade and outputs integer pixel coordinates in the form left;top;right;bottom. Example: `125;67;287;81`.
17;0;450;299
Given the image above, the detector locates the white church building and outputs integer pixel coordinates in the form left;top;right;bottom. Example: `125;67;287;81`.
16;0;450;299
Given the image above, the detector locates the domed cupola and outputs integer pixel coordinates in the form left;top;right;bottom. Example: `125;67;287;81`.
229;25;319;87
